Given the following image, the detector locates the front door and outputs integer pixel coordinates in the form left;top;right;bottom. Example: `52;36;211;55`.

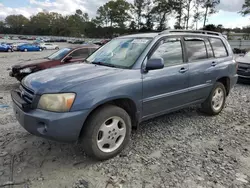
142;37;189;118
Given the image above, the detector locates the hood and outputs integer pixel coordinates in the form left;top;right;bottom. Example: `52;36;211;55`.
13;58;51;68
22;63;123;94
236;56;250;64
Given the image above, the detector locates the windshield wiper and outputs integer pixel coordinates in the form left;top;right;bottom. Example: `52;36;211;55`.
91;61;116;68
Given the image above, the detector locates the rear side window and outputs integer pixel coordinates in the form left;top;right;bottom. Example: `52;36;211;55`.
150;37;183;66
184;38;207;61
70;48;89;58
209;38;228;58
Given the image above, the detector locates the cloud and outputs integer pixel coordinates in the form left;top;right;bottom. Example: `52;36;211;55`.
217;0;245;12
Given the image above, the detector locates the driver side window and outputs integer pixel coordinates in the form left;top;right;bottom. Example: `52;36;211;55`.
150;38;183;67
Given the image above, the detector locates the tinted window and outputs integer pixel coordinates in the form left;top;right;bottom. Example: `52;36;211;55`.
209;38;228;58
184;38;207;61
70;49;89;58
150;38;183;66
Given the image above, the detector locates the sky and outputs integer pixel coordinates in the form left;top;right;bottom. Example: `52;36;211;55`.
0;0;249;28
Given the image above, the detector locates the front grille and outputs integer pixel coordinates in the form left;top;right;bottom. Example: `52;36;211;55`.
238;63;250;71
19;85;35;104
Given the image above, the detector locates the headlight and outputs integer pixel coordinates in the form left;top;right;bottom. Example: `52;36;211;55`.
38;93;76;112
20;68;32;73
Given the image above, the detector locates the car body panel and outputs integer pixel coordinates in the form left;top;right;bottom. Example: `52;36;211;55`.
11;31;238;143
236;55;250;79
17;44;42;52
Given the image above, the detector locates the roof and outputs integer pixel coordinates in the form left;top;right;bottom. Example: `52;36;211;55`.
117;30;223;39
118;33;159;39
70;44;100;49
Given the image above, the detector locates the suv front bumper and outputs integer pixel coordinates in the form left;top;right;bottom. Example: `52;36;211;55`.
11;90;89;142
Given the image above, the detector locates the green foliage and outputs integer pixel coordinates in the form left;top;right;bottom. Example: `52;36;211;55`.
96;0;132;27
240;0;250;16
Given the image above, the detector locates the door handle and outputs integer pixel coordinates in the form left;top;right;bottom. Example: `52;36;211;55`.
179;67;188;73
211;62;217;67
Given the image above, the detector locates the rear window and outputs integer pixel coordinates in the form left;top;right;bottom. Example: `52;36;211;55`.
209;38;228;58
184;38;207;61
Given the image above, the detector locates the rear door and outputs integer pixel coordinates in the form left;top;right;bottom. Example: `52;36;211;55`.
142;37;190;118
184;36;216;102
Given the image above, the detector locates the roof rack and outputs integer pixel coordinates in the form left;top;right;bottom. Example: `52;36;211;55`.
159;30;222;36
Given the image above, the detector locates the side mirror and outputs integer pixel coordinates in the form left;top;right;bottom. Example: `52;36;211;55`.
64;56;72;62
145;58;164;71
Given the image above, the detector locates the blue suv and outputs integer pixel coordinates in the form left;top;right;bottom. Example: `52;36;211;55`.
11;30;238;160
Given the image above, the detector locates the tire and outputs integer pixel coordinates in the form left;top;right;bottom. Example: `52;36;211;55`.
39;48;42;51
201;82;226;116
43;47;46;50
81;105;131;160
8;49;12;52
24;49;28;52
55;47;59;50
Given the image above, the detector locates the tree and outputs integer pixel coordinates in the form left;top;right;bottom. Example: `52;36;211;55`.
193;0;203;30
174;0;184;29
202;0;220;28
240;0;250;16
152;0;176;31
5;15;29;34
133;0;147;29
95;0;131;28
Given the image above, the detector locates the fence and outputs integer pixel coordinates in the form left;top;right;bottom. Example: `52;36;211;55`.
228;40;250;50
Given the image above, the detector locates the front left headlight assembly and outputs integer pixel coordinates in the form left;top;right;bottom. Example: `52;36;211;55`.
38;93;76;112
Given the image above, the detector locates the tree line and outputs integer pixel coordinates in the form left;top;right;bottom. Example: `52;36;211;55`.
0;0;249;38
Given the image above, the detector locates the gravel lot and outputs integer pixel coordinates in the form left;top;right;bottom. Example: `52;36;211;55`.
0;41;250;188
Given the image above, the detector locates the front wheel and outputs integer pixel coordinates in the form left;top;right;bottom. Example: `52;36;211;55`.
81;105;131;160
24;49;28;52
201;82;226;115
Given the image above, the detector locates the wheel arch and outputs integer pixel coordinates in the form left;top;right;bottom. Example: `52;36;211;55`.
78;97;139;140
216;76;230;96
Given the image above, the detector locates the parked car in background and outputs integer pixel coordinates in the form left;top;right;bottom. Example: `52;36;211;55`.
12;43;27;51
17;44;43;52
0;43;13;52
236;51;250;82
11;30;238;160
94;39;111;46
72;40;85;44
10;44;99;81
40;43;59;50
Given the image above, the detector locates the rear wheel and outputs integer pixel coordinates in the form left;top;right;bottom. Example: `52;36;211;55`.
80;105;131;160
201;82;226;115
55;47;59;50
24;49;28;52
8;49;12;52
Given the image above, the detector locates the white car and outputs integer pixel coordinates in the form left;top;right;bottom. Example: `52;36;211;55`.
40;43;59;50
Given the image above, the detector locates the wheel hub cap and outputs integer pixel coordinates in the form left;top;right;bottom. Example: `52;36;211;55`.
212;88;224;111
97;116;126;153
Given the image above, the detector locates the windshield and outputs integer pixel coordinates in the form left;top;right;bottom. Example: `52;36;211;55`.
86;38;152;68
48;48;71;60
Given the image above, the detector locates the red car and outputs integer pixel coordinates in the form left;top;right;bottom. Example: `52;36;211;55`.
10;45;99;81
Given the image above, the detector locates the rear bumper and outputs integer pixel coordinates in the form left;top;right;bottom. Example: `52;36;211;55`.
11;90;89;142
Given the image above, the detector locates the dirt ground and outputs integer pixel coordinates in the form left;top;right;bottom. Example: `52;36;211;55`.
0;41;250;188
